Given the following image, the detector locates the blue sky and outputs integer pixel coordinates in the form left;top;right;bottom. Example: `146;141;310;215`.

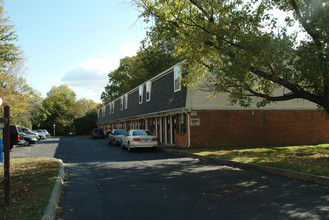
4;0;147;103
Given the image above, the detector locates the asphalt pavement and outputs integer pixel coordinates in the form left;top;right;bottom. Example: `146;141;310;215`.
11;137;329;220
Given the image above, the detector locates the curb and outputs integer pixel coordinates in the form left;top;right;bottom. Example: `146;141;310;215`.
41;159;65;220
162;148;329;186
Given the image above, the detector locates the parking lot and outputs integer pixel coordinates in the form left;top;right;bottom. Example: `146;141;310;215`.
11;136;329;220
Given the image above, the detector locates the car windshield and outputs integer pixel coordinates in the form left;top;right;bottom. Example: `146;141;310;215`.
133;130;153;136
94;129;103;134
114;130;127;135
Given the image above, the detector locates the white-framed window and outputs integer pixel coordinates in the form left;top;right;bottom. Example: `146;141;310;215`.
120;96;123;110
124;93;128;109
146;81;151;102
139;85;143;104
174;66;181;92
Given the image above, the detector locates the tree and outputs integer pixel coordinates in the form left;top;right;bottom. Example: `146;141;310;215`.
41;84;78;135
34;84;100;135
0;5;20;74
136;0;329;113
101;41;182;103
0;3;32;125
73;109;98;135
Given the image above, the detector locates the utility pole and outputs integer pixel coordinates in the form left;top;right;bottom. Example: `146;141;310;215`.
4;105;10;205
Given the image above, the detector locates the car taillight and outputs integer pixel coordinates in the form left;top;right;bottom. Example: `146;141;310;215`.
133;138;141;141
152;138;158;141
17;134;20;140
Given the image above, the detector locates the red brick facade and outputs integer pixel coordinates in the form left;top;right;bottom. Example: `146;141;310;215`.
190;110;329;147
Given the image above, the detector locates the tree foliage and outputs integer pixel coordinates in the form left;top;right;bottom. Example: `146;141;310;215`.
0;4;41;127
101;41;182;103
136;0;329;113
73;109;98;135
35;84;99;135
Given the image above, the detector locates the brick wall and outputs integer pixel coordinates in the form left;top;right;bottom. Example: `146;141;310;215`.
190;110;329;147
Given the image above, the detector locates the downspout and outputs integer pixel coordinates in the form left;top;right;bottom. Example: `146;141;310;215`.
183;109;191;148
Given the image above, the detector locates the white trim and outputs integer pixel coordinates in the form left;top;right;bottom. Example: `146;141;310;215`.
139;85;144;104
146;80;151;102
156;117;158;138
160;117;163;143
174;65;182;92
170;116;173;144
124;93;128;109
165;116;168;143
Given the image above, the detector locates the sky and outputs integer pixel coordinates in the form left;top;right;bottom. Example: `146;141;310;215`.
4;0;147;103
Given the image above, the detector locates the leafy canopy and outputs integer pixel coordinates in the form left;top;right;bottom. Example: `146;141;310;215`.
136;0;329;112
36;84;100;135
0;4;41;127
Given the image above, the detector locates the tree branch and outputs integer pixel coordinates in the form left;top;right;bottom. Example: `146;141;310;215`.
289;0;321;45
246;88;297;101
250;66;323;106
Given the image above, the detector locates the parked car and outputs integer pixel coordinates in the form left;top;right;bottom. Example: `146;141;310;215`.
90;128;105;139
35;129;51;138
23;133;38;146
22;127;40;139
108;129;127;146
121;129;158;151
42;129;51;137
33;130;47;140
67;130;75;137
9;125;25;149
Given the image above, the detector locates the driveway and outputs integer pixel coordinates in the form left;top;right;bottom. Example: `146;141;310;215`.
11;137;329;220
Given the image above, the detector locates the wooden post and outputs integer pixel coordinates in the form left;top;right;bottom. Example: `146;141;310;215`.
3;105;10;205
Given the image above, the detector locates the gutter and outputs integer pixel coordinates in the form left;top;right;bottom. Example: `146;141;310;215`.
183;109;191;148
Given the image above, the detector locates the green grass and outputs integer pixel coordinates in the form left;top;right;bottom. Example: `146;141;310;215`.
0;158;59;220
185;144;329;177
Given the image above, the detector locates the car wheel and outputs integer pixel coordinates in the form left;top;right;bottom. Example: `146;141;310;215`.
25;141;30;146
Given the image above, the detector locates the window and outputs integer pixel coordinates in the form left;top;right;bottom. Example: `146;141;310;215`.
124;93;128;109
139;85;143;104
146;81;151;102
120;96;123;110
174;66;181;92
111;102;114;113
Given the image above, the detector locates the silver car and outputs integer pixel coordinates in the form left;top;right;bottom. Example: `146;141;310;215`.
121;129;158;152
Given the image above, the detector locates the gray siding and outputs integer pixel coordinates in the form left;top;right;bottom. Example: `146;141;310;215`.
98;70;187;123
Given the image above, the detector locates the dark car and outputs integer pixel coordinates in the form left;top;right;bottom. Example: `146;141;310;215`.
10;125;25;149
90;128;105;139
108;129;127;146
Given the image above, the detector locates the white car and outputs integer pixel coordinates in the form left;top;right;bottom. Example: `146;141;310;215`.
121;129;158;151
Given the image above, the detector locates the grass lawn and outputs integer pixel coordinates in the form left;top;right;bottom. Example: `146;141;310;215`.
185;144;329;177
0;158;59;220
